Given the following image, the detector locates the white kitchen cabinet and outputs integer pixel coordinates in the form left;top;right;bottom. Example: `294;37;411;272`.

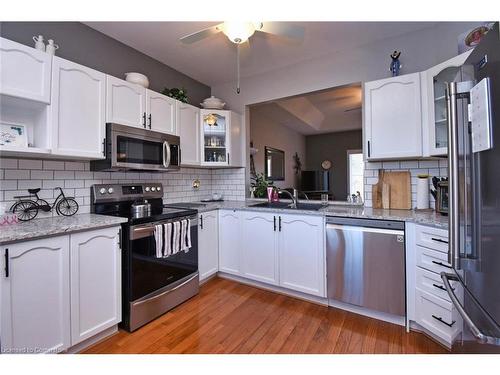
218;210;241;275
240;211;279;285
278;214;325;297
50;57;106;159
422;51;472;156
106;75;147;128
201;109;243;167
0;37;52;103
70;227;121;346
198;210;219;281
177;102;201;166
146;90;177;135
1;236;71;353
364;72;423;160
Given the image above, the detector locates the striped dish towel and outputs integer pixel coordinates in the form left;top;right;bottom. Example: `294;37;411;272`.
154;219;191;258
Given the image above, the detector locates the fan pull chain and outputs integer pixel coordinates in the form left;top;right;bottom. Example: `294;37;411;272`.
236;44;241;94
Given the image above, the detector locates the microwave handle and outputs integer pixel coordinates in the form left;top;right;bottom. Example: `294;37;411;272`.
163;140;171;168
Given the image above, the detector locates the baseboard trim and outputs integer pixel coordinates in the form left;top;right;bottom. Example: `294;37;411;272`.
217;272;328;306
66;325;119;354
408;321;452;350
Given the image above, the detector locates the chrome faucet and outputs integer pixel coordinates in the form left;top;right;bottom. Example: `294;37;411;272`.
279;188;299;208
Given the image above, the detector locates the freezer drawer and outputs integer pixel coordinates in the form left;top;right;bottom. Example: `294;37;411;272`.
326;220;406;316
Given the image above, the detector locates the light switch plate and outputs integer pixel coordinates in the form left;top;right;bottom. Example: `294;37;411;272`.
470;77;493;153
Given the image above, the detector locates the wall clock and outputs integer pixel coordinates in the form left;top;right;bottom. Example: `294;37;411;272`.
321;160;332;170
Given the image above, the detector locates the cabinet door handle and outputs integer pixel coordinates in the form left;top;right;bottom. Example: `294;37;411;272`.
367;141;371;158
142;112;147;128
4;248;9;278
432;283;455;292
227;153;230;165
273;216;276;231
200;215;203;229
118;229;122;250
431;237;448;244
432;260;453;269
148;114;152;129
432;314;456;328
279;216;282;232
102;138;106;157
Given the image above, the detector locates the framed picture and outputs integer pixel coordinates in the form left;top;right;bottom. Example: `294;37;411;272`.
0;122;28;147
458;23;495;54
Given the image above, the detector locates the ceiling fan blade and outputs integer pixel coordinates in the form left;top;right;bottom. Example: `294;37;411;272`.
258;22;305;40
180;24;223;44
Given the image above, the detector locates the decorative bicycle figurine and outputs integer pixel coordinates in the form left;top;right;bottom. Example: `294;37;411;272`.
10;187;79;221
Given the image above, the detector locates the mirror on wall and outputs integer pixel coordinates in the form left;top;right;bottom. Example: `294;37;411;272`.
265;147;285;181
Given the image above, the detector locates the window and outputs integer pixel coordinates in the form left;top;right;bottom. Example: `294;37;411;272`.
347;150;364;197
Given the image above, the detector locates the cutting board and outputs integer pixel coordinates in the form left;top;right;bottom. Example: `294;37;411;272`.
372;170;411;210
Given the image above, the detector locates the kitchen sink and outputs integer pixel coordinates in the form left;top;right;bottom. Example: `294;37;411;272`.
250;202;325;211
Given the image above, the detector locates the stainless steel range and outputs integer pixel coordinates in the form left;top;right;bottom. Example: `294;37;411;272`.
91;183;199;331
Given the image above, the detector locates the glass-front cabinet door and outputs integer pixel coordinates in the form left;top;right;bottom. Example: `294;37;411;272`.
200;109;231;166
423;50;472;156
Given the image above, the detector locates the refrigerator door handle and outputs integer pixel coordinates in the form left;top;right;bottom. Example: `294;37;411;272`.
441;272;500;346
446;82;461;270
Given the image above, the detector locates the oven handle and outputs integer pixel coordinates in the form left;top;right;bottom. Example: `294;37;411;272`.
131;217;197;239
132;273;198;307
163;140;171;168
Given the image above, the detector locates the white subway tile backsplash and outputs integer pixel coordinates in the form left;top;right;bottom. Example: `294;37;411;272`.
0;158;246;216
18;159;43;170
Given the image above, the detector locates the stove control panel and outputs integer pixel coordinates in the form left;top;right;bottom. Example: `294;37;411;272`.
92;183;163;203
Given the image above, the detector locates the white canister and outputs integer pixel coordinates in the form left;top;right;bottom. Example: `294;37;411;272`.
33;35;45;51
45;39;59;55
416;174;430;210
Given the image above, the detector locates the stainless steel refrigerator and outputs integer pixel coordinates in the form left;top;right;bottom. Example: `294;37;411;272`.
441;22;500;353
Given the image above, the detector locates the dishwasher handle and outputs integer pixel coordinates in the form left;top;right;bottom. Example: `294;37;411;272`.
326;223;404;237
326;216;404;230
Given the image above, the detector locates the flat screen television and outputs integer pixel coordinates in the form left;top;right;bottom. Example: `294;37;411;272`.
301;170;330;192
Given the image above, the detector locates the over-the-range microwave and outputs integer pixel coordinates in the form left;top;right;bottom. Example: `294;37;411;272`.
91;123;180;172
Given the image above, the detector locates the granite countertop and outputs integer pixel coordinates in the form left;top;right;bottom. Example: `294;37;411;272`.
0;214;128;246
195;199;448;229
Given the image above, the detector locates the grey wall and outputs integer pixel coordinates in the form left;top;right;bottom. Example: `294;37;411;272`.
250;108;306;189
0;22;210;106
305;130;362;200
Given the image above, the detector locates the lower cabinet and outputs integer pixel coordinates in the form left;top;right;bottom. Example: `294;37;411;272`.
218;210;241;275
1;236;71;353
70;227;121;345
217;210;326;297
240;211;279;285
198;210;219;281
278;214;325;297
0;226;121;353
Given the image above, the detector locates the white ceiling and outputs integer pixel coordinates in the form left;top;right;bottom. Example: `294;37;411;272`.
84;21;438;86
251;84;362;135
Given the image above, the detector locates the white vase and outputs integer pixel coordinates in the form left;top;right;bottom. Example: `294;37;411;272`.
33;35;45;51
45;39;59;55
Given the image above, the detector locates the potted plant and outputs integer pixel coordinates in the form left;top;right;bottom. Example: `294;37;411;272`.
161;87;188;103
251;173;274;198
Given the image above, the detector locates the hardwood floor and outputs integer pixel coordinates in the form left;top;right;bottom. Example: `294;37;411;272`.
83;277;448;354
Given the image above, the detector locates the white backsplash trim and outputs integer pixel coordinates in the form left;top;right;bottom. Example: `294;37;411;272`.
0;158;246;218
364;159;448;209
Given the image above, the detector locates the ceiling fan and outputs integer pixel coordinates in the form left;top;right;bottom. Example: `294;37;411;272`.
180;22;305;94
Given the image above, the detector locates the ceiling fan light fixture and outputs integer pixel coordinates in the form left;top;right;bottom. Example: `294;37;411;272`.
222;22;257;44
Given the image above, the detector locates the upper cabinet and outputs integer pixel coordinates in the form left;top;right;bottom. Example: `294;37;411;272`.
364;72;423;160
0;37;52;103
50;57;106;159
177;102;201;166
106;75;147;128
422;51;473;156
106;75;178;135
201;109;243;167
146;90;177;134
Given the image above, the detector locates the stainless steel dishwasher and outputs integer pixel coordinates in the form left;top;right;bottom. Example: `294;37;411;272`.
326;216;406;317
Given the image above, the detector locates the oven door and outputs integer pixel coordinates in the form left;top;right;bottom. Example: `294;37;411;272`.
128;215;198;302
109;123;180;171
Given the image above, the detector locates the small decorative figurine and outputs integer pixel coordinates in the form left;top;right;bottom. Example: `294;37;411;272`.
10;187;79;221
389;50;402;77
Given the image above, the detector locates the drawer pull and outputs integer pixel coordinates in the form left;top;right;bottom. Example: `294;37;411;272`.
432;260;453;269
431;237;449;244
432;283;454;292
432;314;456;328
